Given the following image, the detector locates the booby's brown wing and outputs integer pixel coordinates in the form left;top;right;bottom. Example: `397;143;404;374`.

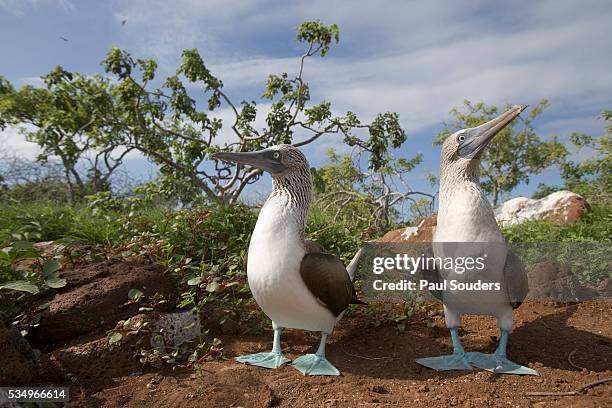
503;250;529;309
304;240;326;254
421;265;443;301
300;241;361;317
419;243;443;301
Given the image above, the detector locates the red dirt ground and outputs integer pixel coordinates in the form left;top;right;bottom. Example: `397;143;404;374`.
32;300;611;408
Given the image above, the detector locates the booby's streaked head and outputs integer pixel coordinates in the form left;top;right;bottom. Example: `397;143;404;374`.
440;105;527;180
212;144;309;177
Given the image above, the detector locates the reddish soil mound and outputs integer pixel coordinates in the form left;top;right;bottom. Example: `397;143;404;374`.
526;261;599;303
27;261;178;347
546;193;589;224
42;330;148;393
495;191;589;226
0;314;39;386
380;214;437;243
26;301;610;407
5;258;609;406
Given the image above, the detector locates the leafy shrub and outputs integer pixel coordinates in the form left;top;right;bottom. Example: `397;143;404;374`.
0;241;66;314
502;202;612;243
0;200;125;245
503;202;612;283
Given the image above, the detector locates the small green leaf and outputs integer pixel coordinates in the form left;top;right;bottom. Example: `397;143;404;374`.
42;259;61;276
128;288;144;300
0;280;39;294
187;277;201;286
109;332;123;344
205;281;220;293
46;277;67;289
11;241;34;252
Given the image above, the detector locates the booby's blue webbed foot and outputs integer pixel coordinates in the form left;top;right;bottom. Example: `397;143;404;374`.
235;351;290;369
416;353;472;371
292;353;340;376
467;330;538;375
235;326;290;369
291;333;340;376
467;352;538;375
416;327;473;371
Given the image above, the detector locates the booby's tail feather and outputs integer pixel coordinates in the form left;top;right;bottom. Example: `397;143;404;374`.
346;248;362;282
347;248;367;305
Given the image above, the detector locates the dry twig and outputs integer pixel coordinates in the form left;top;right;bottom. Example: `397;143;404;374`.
526;377;612;397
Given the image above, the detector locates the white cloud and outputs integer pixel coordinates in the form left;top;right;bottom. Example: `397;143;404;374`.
208;57;296;90
0;125;42;160
109;0;611;142
3;0;610;197
19;77;45;87
0;0;75;15
110;0;264;66
538;116;608;138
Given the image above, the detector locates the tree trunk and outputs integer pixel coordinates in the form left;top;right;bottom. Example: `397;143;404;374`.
492;184;499;207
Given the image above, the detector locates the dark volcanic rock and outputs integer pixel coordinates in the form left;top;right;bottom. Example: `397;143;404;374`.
27;261;178;347
0;313;38;386
526;261;598;302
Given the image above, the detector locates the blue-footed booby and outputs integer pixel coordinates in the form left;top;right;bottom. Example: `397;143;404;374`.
416;105;538;375
213;145;363;376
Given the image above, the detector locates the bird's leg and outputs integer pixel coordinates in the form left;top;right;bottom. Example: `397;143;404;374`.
415;327;473;371
450;327;467;355
235;323;290;369
291;332;340;376
494;329;509;358
467;330;538;375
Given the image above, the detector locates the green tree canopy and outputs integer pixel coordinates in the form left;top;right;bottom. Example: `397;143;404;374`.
312;146;430;230
0;69;131;200
1;21;410;205
557;111;611;201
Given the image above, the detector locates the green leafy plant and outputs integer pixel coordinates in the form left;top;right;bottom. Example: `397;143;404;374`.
1;21;411;206
0;240;66;314
312;148;432;231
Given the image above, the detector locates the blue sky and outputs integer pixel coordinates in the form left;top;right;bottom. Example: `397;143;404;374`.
1;0;611;203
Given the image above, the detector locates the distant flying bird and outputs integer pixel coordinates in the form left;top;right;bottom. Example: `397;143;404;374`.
213;145;364;376
121;19;127;26
59;36;69;42
416;105;538;375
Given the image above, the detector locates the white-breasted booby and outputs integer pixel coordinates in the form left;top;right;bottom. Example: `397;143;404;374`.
213;144;363;376
416;105;538;375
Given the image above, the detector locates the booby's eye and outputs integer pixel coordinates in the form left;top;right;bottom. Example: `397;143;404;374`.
272;152;280;159
458;134;466;142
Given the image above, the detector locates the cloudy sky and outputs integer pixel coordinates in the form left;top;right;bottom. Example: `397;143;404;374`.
1;0;610;200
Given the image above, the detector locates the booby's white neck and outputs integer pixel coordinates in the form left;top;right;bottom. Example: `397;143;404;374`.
254;167;312;245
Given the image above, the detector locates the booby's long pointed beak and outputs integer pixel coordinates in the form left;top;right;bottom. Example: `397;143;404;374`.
211;149;286;174
458;104;527;159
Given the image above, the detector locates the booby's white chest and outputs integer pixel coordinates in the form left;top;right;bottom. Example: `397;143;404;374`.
246;199;337;333
435;184;503;243
434;183;510;321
